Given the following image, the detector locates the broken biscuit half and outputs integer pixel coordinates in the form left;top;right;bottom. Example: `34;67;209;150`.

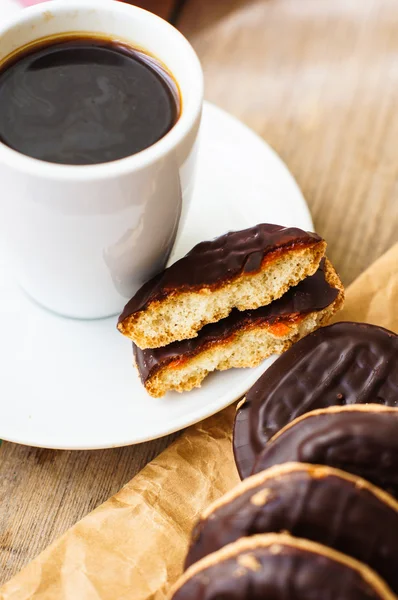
134;257;343;397
118;223;326;349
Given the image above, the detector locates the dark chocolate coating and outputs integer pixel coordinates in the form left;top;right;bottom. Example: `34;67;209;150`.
134;259;338;383
234;322;398;479
185;466;398;593
253;407;398;498
173;542;389;600
119;224;322;322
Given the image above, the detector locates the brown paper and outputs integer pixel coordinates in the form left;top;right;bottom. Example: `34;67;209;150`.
2;242;398;600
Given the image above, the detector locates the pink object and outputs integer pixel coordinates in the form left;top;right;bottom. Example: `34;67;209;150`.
19;0;49;6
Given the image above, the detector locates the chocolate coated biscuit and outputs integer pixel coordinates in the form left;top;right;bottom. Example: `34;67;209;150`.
118;224;326;348
135;259;340;385
234;322;398;478
184;463;398;593
120;224;322;317
253;405;398;499
171;534;396;600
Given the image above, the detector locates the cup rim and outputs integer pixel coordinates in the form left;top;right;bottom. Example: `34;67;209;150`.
0;0;204;181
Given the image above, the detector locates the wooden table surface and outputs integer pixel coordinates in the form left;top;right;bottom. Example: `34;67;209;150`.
2;0;398;585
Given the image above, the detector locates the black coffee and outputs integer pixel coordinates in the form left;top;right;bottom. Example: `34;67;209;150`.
0;37;180;165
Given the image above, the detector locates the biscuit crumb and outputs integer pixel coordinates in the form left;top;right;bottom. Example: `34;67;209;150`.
250;488;272;506
269;544;283;555
236;397;246;411
237;554;261;572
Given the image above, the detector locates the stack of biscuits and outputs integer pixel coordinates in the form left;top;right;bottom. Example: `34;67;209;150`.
170;322;398;600
117;223;344;397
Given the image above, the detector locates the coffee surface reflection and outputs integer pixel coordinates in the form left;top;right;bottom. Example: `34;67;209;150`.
0;37;180;165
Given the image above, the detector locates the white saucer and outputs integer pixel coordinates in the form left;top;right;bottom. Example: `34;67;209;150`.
0;102;313;449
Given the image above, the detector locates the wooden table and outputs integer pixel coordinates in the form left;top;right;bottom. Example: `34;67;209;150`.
2;0;398;585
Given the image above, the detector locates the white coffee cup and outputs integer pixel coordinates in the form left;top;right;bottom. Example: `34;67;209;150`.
0;0;203;319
